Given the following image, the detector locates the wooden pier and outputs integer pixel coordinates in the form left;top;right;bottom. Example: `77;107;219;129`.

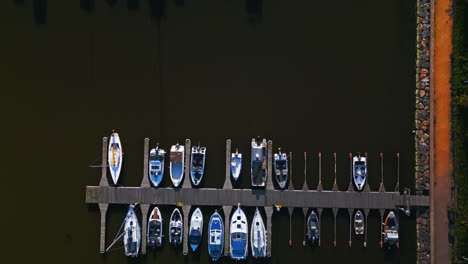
88;137;429;256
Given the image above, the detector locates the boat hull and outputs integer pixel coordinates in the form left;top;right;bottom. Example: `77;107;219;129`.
354;210;364;235
250;208;266;258
230;206;248;260
274;152;288;189
190;146;206;186
147;207;163;248
208;212;224;261
169;208;183;245
189;208;203;251
108;133;123;185
383;211;399;246
230;153;242;181
149;148;165;187
170;145;185;187
251;138;267;187
307;211;319;244
124;205;141;257
352;155;367;191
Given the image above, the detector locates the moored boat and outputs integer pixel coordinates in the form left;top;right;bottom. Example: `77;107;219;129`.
250;208;266;258
189;208;203;251
383;211;399;247
353;153;367;191
208;210;224;261
149;145;165;187
108;132;123;185
251;137;267;187
124;204;141;257
190;145;206;186
230;149;242;181
169;208;183;245
307;210;319;244
147;207;163;248
354;210;364;235
170;143;185;187
274;148;288;189
230;203;248;260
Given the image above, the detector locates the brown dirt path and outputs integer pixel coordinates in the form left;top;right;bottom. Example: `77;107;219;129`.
431;0;453;263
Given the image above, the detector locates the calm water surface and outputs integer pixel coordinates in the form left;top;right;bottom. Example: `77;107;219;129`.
1;0;415;263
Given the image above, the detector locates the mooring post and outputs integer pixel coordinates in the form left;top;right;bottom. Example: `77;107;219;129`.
223;206;232;256
141;138;151;187
265;206;273;257
317;152;323;191
140;204;150;254
379;209;385;247
288;207;293;245
98;203;108;253
288;152;294;191
332;152;339;191
395;153;400;193
379;152;386;192
182;205;191;255
348;208;353;247
224;139;233;189
183;139;191;188
348;153;354;192
364;208;370;247
364;152;371;192
302;208;308;246
267;140;274;190
333;208;338;247
317;208;323;246
99;137;109;187
302;152;308;191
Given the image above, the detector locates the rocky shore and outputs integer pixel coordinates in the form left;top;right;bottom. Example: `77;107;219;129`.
415;0;431;263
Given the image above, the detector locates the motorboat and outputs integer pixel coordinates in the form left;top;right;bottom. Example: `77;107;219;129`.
169;208;183;245
250;208;266;258
251;137;267;187
170;143;185;187
354;210;364;235
108;132;123;185
274;148;288;189
383;211;399;247
353;153;367;191
149;145;165;187
208;210;224;261
190;145;206;186
230;149;242;181
147;207;163;248
230;203;248;260
189;208;203;251
124;204;141;257
307;210;319;244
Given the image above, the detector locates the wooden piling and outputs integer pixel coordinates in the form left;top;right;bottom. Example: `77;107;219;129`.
182;205;191;255
99;203;108;253
265;206;273;257
302;152;308;191
364;153;371;192
347;153;354;192
288;152;294;191
317;152;323;191
223;206;232;256
183;139;191;188
99;137;109;187
332;153;339;191
267;140;274;190
348;208;353;247
141;138;151;187
140;204;150;254
379;153;386;192
223;139;232;190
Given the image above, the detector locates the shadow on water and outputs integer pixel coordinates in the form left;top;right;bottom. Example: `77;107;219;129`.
246;0;263;25
14;0;25;5
33;0;47;24
80;0;94;12
127;0;139;11
174;0;184;7
106;0;119;8
149;0;166;22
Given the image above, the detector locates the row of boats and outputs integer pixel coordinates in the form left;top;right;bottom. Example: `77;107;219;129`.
108;133;369;191
119;204;399;258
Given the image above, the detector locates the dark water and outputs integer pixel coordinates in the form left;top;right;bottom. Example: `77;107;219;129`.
1;0;416;263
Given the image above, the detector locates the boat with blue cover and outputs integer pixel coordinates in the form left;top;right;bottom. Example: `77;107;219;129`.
149;145;165;187
124;204;141;257
230;149;242;181
274;148;288;189
353;153;367;191
190;145;206;186
189;207;203;251
169;208;183;245
307;210;319;244
108;132;123;185
147;207;163;248
250;208;266;258
230;203;248;260
170;143;184;187
208;210;224;261
251;137;267;187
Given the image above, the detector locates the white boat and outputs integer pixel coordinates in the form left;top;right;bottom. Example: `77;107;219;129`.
149;145;165;187
274;148;288;189
354;210;364;235
124;204;141;257
208;210;224;261
189;207;203;251
190;145;206;186
108;132;123;185
147;207;163;248
353;153;367;191
230;149;242;181
307;210;319;244
169;208;183;245
230;203;248;260
170;143;185;187
250;208;266;258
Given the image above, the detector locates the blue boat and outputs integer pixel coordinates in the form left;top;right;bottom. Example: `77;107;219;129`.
230;149;242;181
170;143;185;187
189;208;203;251
230;203;248;260
149;145;165;187
190;145;206;186
208;210;224;261
353;153;367;191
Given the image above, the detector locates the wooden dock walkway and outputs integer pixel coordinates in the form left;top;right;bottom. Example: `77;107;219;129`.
89;137;429;256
